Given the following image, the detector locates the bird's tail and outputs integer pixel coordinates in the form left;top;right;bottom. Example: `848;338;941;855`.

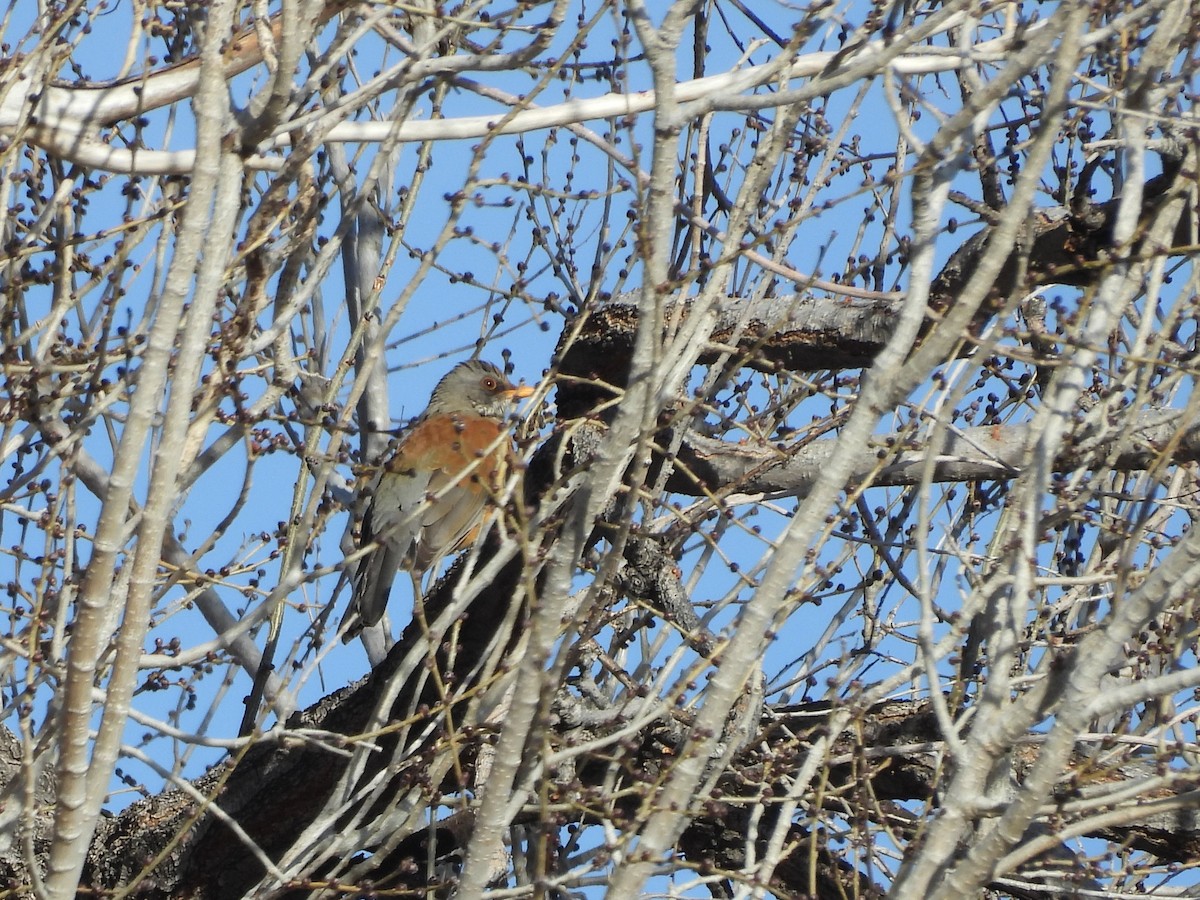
340;547;400;642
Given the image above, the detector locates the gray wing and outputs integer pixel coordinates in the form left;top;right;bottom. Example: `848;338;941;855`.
343;459;431;638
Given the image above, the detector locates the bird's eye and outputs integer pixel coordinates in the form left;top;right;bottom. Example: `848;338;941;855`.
482;377;498;391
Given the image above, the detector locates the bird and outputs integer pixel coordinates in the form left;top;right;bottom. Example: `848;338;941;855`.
342;359;534;641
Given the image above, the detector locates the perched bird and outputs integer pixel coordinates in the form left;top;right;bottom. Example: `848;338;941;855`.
343;359;534;640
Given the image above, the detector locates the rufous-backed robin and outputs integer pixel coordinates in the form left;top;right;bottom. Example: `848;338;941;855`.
343;359;534;639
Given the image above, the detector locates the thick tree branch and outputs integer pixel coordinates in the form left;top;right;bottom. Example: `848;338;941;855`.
555;160;1200;419
53;688;1200;897
666;408;1200;500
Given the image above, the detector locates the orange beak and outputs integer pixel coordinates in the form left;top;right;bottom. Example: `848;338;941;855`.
505;384;536;400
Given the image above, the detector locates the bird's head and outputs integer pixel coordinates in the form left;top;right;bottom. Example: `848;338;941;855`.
426;359;534;418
